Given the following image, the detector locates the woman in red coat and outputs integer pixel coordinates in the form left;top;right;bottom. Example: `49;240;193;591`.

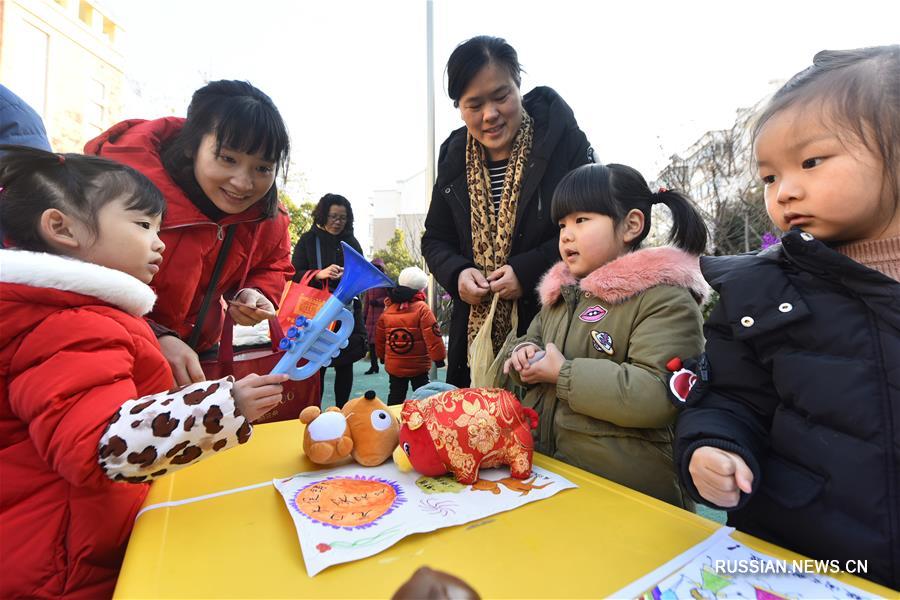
85;80;294;386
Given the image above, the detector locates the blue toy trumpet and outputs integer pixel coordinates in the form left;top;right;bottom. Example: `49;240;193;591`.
271;242;393;380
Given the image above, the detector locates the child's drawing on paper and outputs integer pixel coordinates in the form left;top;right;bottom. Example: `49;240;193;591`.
613;528;877;600
291;476;406;529
274;463;576;576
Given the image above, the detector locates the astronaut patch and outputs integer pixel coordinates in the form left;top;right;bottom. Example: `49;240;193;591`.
579;304;608;323
590;331;614;355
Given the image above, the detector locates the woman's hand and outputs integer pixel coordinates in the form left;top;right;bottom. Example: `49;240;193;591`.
458;267;491;305
158;335;205;387
688;446;754;508
315;264;344;281
228;288;276;326
504;343;542;374
487;265;522;300
233;373;290;422
518;342;564;385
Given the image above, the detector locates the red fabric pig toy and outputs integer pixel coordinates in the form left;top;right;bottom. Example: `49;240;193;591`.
394;388;539;484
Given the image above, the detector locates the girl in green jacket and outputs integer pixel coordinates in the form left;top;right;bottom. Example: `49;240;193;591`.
502;163;708;509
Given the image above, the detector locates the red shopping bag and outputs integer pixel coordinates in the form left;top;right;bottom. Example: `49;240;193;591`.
277;270;336;333
201;315;320;424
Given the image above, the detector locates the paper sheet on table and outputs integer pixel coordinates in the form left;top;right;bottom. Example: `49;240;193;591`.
612;526;879;600
273;462;575;576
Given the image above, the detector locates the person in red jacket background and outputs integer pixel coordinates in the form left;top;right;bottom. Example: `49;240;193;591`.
363;257;389;375
0;147;287;598
376;266;446;404
85;80;294;386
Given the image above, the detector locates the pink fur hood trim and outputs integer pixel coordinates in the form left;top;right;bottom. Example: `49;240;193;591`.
538;246;710;306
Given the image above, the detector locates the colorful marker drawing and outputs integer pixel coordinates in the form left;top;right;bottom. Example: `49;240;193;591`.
470;475;553;496
418;498;458;517
616;528;876;600
415;474;465;494
275;463;577;576
315;526;405;553
291;475;406;530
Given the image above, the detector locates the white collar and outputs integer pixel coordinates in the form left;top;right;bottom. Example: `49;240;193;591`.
0;249;157;316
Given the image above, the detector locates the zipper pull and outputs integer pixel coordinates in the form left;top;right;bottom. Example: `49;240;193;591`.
217;225;225;241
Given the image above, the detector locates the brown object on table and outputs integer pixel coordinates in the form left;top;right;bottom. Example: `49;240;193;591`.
391;566;481;600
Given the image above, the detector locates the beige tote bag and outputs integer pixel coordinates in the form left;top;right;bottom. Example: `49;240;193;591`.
468;294;517;388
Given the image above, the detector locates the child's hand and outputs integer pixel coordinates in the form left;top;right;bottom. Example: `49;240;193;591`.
504;343;542;374
233;373;290;423
688;446;754;508
519;342;564;385
228;289;276;325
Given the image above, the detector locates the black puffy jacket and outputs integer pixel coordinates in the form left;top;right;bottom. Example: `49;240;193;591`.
675;229;900;589
421;86;593;387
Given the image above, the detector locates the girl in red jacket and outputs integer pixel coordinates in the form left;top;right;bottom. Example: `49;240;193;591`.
0;146;288;599
85;80;294;387
376;266;447;404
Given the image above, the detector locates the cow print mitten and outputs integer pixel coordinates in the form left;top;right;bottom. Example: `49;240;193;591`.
97;377;251;483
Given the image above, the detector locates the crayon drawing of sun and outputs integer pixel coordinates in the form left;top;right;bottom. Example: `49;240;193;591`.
291;475;406;530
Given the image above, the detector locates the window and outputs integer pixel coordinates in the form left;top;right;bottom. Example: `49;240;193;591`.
78;0;93;26
8;23;49;118
102;17;116;43
85;79;106;138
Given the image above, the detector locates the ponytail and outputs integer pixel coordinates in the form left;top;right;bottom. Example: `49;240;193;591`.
651;187;708;255
552;163;708;255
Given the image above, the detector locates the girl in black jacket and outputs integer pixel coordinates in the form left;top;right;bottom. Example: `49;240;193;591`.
421;35;593;387
291;194;366;408
676;45;900;588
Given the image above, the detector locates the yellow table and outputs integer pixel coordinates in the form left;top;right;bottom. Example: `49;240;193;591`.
114;419;896;599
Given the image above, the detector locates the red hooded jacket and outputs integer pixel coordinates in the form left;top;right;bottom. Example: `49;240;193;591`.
375;291;446;377
85;118;294;351
0;250;174;598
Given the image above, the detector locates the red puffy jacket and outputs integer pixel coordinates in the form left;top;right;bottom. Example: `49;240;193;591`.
375;291;446;377
85;118;294;352
0;250;174;598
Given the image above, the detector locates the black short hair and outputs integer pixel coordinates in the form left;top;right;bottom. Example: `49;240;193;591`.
312;193;355;230
161;80;290;218
446;36;522;108
0;145;165;251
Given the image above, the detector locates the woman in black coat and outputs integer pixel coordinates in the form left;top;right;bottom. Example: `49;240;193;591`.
292;193;366;408
421;35;594;387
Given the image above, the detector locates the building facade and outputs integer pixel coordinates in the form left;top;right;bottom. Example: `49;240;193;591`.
654;93;776;255
0;0;124;152
368;169;427;261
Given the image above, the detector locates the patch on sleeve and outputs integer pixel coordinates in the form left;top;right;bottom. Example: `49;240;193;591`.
665;354;709;408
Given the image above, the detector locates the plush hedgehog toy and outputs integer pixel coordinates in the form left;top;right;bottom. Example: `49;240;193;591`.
299;390;399;467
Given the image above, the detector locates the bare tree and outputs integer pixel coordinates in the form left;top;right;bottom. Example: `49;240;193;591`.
656;102;776;255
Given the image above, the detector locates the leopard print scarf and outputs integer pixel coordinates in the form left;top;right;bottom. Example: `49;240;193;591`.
466;110;534;354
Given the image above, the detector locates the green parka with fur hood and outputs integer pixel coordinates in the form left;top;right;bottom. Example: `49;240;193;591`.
498;247;708;508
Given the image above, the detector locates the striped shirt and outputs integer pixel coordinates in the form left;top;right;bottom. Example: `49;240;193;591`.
487;159;508;214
